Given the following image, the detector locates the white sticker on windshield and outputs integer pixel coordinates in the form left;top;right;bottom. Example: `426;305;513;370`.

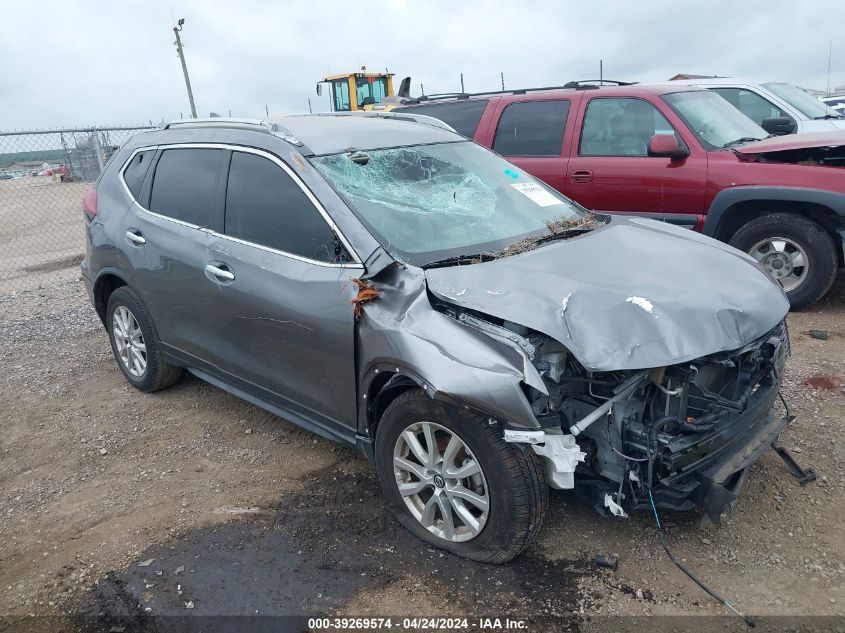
510;182;563;207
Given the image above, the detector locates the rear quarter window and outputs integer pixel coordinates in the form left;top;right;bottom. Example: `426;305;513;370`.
395;100;488;137
121;150;154;200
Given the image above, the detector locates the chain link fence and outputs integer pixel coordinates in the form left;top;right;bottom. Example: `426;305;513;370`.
0;126;154;293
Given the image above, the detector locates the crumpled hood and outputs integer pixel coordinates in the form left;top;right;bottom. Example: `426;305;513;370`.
734;131;845;155
424;217;789;372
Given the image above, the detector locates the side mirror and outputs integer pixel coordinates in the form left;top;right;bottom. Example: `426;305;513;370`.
761;117;797;135
316;83;323;97
647;134;689;160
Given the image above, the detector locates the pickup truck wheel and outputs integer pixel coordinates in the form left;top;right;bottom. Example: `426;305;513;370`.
374;389;548;563
729;213;838;310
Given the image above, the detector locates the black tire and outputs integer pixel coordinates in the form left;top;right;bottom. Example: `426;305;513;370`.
729;212;838;311
374;389;548;563
106;286;182;392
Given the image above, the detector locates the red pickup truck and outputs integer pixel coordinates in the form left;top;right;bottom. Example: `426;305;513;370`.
396;84;845;309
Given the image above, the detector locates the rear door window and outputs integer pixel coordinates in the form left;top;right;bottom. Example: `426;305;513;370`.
224;151;341;263
395;100;488;137
149;148;223;226
122;150;154;200
492;100;570;156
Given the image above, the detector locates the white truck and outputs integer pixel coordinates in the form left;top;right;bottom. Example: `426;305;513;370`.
670;78;845;135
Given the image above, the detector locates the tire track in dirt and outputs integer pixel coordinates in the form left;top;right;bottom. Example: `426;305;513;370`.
70;464;595;632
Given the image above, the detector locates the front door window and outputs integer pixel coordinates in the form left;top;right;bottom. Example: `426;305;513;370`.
710;87;790;127
580;98;678;156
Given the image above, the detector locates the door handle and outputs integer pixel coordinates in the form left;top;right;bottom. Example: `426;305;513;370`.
125;230;146;245
569;169;593;183
205;263;235;282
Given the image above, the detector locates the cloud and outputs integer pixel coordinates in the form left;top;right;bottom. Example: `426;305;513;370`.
1;0;843;129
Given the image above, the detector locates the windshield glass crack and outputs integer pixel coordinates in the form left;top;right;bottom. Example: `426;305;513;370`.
312;142;585;267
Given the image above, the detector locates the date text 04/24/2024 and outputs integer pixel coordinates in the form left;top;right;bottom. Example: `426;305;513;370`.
308;617;528;630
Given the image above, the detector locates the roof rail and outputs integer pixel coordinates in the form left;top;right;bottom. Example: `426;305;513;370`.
562;79;635;89
403;85;580;105
161;117;310;147
402;80;636;104
303;111;458;134
162;117;270;131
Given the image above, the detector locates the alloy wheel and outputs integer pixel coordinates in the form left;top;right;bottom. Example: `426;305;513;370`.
112;306;147;377
748;236;809;293
393;421;489;543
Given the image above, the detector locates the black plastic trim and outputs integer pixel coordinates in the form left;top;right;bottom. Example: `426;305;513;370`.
703;186;845;238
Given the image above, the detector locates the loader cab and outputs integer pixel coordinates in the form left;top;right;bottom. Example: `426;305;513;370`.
317;72;394;112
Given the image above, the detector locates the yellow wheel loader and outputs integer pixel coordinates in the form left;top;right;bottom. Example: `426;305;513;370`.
316;70;412;112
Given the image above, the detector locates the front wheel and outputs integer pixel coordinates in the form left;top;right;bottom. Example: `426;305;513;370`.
374;389;548;563
729;212;838;310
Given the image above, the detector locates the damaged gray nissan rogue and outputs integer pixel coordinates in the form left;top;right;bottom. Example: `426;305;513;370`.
82;113;791;563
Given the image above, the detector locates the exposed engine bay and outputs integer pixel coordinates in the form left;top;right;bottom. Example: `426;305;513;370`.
435;298;790;523
752;144;845;167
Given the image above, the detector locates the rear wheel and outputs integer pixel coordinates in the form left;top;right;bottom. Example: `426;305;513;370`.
374;389;548;563
729;212;838;310
106;286;182;392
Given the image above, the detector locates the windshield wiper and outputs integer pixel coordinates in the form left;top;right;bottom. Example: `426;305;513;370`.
722;136;766;148
422;218;601;269
422;253;496;269
814;114;845;120
423;227;595;269
533;227;595;245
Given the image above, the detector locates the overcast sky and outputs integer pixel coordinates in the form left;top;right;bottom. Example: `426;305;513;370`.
2;0;843;130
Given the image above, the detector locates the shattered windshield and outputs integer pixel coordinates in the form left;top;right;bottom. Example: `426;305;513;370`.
311;141;585;266
663;90;768;149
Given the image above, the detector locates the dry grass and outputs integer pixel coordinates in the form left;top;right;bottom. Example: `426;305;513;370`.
490;212;602;259
349;278;382;320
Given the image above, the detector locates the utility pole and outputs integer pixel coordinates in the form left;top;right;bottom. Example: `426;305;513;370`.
826;40;833;97
307;98;313;113
501;72;505;91
172;18;197;118
460;73;465;93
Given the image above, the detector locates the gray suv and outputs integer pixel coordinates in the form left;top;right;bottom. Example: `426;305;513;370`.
82;114;791;563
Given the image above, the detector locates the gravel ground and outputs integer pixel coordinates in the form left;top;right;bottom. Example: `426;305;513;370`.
1;262;844;632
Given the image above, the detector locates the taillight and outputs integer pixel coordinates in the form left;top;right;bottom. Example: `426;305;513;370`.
82;189;98;219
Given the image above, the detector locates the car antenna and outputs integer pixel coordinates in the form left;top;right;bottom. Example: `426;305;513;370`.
647;489;755;627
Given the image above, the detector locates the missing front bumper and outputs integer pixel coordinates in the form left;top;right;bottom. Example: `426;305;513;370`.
642;384;788;523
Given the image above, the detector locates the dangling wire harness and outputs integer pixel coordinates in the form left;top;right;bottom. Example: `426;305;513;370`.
647;489;755;627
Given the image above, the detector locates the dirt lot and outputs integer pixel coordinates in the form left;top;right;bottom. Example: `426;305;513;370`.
1;256;844;631
0;179;88;286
